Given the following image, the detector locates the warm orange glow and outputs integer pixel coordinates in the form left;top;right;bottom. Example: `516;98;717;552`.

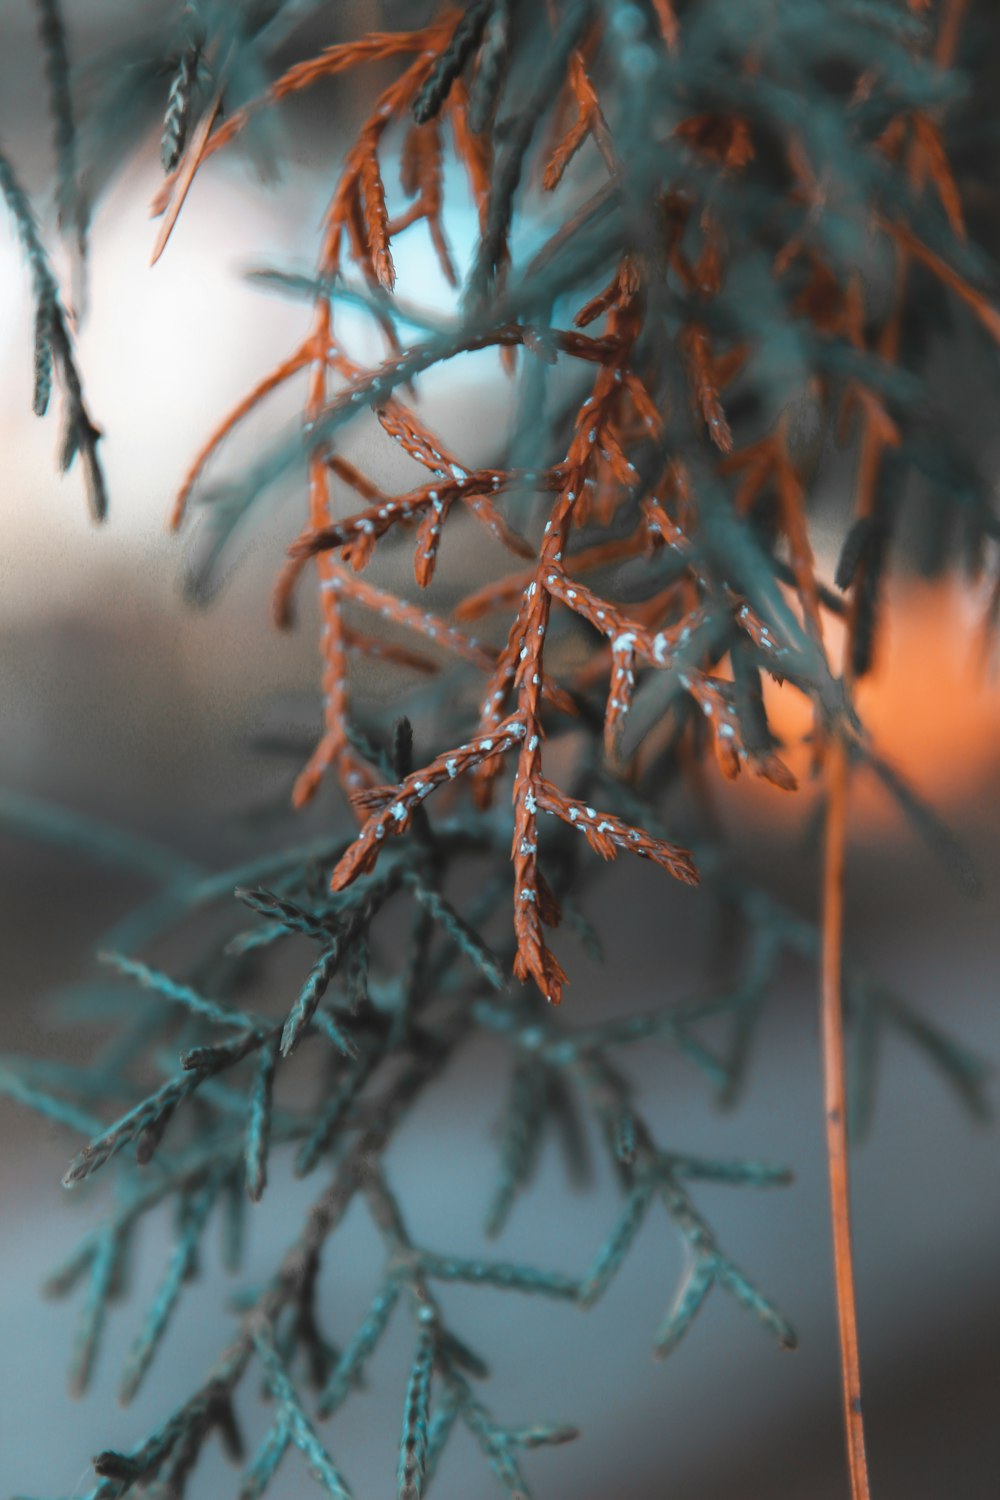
731;579;1000;829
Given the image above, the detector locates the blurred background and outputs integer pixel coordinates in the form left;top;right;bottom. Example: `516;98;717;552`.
1;4;998;1498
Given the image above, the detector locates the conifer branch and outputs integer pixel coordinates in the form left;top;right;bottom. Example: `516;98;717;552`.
7;5;1000;1499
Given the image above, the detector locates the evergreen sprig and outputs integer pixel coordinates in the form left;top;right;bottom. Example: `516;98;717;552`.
6;4;999;1500
0;145;105;518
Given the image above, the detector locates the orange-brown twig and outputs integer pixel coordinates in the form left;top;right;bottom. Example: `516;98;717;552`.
169;346;311;531
817;14;976;1491
821;732;871;1500
294;301;368;809
877;216;1000;344
151;85;222;265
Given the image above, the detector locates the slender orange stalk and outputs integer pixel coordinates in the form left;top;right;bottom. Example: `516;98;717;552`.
935;0;968;68
822;11;973;1488
822;732;871;1500
150;85;222;266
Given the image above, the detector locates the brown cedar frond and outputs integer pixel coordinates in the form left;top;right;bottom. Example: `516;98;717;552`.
359;140;395;292
543;50;606;192
679;324;734;454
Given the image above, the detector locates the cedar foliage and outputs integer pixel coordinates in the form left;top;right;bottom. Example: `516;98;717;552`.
2;3;998;1498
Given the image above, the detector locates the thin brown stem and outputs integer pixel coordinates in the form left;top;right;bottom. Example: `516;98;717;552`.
823;11;970;1487
935;0;968;69
151;85;223;266
822;732;871;1500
